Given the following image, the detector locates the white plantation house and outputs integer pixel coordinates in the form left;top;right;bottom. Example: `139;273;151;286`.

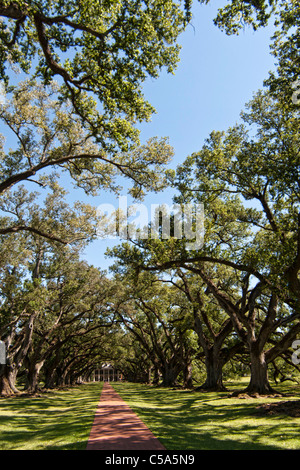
91;363;123;382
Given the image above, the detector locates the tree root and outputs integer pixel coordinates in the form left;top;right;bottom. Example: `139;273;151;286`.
229;388;283;399
256;400;300;417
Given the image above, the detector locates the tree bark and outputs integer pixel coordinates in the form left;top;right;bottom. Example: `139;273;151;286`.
245;347;277;395
197;347;227;392
193;309;233;392
44;366;57;389
0;2;26;20
26;360;45;394
160;360;182;387
152;365;160;385
183;361;193;389
0;314;36;396
0;364;19;396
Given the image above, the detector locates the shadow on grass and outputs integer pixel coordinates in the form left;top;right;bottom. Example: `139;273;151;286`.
0;382;103;450
112;382;300;450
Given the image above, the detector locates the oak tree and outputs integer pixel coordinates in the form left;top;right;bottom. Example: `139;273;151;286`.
0;0;186;152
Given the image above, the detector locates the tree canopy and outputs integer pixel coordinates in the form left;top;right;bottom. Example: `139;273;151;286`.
106;71;300;394
0;0;299;398
0;0;186;152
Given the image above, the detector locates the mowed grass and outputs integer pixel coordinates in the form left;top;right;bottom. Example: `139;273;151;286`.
0;382;103;450
1;380;299;450
112;380;300;450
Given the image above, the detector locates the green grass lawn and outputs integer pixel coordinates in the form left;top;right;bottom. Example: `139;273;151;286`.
0;382;103;450
112;380;300;450
0;380;299;450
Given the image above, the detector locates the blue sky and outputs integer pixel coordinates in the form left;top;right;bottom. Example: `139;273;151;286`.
83;0;277;271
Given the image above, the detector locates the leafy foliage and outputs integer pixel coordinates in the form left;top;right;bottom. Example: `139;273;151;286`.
0;0;186;152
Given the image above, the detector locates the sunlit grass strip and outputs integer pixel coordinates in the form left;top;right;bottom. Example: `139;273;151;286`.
112;381;300;450
0;382;103;450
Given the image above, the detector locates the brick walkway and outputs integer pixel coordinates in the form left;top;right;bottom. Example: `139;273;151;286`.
86;383;166;450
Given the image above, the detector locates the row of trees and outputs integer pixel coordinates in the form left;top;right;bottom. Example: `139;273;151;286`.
0;0;299;396
0;0;187;395
106;0;300;394
1;235;119;394
107;85;300;394
1;228;299;396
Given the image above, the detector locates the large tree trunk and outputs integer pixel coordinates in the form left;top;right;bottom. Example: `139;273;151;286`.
183;361;193;389
160;361;182;387
197;347;227;392
57;368;68;387
0;313;38;396
230;341;278;396
193;309;233;392
152;365;160;385
44;354;61;389
245;348;276;395
161;367;178;387
0;364;19;396
44;366;57;389
26;360;45;394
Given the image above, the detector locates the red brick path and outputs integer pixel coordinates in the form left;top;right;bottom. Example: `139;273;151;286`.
86;383;166;450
